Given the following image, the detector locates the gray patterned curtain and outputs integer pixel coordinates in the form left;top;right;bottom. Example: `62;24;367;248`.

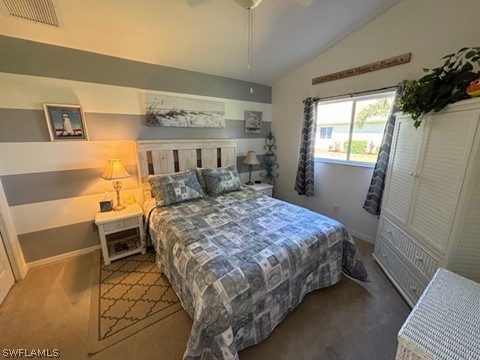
363;82;405;215
294;97;319;197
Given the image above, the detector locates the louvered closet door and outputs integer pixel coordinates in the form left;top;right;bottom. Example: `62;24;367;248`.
408;111;479;254
382;117;424;224
450;160;480;282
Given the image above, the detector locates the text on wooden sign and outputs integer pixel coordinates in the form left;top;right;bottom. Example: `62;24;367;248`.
312;53;411;85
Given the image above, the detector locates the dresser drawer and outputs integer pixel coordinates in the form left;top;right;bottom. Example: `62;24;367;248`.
380;217;439;280
375;237;427;306
103;216;140;232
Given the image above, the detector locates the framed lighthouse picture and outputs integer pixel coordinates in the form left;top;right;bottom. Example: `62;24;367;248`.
43;103;89;141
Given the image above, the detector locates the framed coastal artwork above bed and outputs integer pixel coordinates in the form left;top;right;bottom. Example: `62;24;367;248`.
145;93;225;128
244;110;262;134
43;103;88;141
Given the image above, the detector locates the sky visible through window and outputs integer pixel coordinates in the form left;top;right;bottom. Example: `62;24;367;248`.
315;93;394;164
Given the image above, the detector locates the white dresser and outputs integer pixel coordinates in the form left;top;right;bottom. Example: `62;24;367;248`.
373;98;480;307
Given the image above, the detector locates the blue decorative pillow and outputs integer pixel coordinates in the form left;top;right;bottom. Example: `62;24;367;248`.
195;166;235;193
148;170;204;207
201;167;242;195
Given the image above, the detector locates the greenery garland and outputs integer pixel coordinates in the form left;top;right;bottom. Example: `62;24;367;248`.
397;47;480;128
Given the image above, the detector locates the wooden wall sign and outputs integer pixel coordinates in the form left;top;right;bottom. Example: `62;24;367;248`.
312;53;411;85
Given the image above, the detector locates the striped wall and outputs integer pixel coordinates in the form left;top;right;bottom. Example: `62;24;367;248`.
0;37;272;264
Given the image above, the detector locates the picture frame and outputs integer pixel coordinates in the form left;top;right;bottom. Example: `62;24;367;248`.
146;93;225;128
99;200;113;213
244;110;262;134
43;103;89;141
123;193;136;205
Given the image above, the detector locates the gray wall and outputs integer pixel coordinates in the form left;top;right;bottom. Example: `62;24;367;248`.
0;36;272;263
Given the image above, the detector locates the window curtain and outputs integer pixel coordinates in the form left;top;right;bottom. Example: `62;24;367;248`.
294;97;319;197
363;82;405;215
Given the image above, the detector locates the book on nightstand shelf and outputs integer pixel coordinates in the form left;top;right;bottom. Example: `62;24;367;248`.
108;236;139;256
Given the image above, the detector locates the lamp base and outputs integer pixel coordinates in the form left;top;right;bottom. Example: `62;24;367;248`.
112;181;125;211
113;204;126;211
245;181;254;185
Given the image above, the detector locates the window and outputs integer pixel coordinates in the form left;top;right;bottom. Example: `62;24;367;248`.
319;126;333;139
315;92;395;165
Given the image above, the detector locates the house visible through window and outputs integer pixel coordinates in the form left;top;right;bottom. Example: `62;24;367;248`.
315;92;394;164
319;126;333;139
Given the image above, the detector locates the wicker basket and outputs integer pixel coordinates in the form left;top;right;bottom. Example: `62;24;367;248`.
396;268;480;360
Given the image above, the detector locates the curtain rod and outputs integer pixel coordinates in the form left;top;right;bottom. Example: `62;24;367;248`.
318;85;397;101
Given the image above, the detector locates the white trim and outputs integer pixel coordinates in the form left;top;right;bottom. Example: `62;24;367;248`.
315;158;374;169
349;229;375;244
0;180;27;280
318;90;396;105
27;245;101;269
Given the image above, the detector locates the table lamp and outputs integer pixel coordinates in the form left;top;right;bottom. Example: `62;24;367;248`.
243;151;260;185
101;159;130;211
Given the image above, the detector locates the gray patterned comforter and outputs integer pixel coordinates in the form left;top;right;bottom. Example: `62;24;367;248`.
146;189;368;359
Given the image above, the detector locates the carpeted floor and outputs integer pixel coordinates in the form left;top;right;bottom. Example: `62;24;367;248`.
0;239;411;360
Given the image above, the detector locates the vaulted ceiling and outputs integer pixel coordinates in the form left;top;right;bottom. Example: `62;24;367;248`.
0;0;400;85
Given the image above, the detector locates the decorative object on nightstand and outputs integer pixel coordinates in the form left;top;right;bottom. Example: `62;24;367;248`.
243;150;260;185
260;131;279;187
101;159;130;211
244;183;273;197
99;192;113;213
95;203;146;265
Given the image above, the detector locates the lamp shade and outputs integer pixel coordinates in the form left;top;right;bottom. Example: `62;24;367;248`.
243;151;260;165
101;159;130;180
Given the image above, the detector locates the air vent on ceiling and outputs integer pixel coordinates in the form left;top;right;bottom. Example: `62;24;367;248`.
1;0;59;27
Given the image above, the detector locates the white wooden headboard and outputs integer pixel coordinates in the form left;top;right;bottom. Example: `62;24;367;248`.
136;139;237;200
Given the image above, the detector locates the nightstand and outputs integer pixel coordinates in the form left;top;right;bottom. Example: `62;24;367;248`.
95;203;146;265
244;183;273;197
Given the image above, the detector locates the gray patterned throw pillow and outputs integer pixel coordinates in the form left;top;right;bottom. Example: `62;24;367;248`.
148;170;204;207
201;167;242;195
195;166;235;193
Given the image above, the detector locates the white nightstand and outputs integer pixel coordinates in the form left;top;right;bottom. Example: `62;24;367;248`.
244;183;273;197
95;203;146;265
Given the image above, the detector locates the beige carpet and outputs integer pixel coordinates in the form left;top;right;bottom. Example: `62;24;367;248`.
88;251;183;354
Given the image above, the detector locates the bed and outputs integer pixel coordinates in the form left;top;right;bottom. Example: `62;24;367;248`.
137;140;368;360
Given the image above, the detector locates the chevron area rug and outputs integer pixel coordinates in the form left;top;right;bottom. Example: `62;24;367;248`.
88;251;183;354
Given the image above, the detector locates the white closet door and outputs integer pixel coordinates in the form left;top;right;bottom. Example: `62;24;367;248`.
0;231;14;305
409;111;479;254
382;118;423;224
450;160;480;282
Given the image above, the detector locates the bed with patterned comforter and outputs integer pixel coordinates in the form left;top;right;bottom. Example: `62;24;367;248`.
145;188;368;360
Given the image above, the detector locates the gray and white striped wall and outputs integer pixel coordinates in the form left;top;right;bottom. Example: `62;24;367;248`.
0;36;272;265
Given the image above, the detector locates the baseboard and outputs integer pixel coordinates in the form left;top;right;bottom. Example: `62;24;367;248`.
27;245;101;269
348;229;376;244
